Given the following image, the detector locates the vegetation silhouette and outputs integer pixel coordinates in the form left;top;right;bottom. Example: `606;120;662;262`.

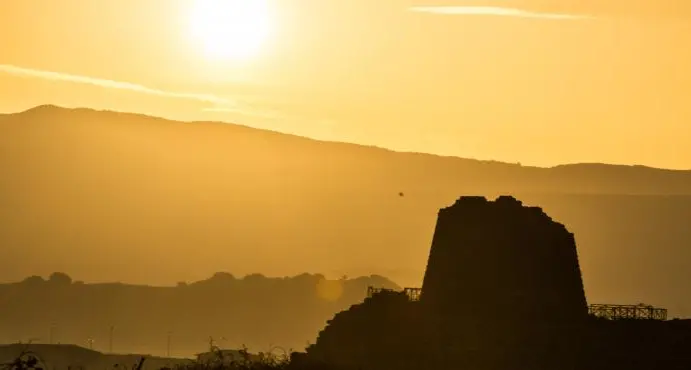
1;344;313;370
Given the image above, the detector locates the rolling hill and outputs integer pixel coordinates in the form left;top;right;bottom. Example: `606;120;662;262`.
0;273;398;356
1;105;690;319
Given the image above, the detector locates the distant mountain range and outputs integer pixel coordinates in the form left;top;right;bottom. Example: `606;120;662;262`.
1;105;690;318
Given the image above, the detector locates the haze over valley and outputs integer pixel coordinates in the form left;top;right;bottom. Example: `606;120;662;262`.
1;106;690;323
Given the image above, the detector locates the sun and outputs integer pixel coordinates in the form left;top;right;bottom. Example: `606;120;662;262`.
188;0;272;62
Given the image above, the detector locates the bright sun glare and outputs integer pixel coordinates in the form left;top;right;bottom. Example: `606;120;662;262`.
188;0;272;62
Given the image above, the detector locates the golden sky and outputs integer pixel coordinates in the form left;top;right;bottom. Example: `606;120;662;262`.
1;0;690;169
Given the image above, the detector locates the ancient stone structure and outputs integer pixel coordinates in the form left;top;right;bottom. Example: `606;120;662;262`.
420;195;588;323
305;290;422;370
303;195;691;370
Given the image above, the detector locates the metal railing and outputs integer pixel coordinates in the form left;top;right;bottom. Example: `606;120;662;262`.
366;286;421;301
367;288;668;321
588;303;667;320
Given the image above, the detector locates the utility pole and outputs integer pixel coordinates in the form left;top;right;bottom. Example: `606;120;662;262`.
109;326;115;353
166;331;172;358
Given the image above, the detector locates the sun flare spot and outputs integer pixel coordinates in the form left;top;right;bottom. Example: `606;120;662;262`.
316;278;344;302
188;0;272;62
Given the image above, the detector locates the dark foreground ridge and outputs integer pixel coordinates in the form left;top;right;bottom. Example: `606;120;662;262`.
302;196;691;370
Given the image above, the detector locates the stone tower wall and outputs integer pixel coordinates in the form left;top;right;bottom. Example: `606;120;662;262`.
420;195;588;323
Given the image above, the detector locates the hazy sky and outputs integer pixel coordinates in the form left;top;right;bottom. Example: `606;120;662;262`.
1;0;690;169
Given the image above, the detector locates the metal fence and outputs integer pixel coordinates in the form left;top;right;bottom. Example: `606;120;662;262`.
366;287;668;321
366;286;421;301
588;303;667;320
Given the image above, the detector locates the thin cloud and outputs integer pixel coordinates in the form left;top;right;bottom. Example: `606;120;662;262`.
0;64;232;105
409;6;594;20
0;64;346;132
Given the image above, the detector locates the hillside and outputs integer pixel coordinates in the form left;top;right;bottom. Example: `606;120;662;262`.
1;105;690;317
0;273;398;356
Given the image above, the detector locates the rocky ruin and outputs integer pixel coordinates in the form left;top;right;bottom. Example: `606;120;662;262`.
302;196;691;370
420;195;588;323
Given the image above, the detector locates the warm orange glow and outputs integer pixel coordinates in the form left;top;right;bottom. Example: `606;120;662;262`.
316;278;344;302
187;0;272;62
1;2;691;168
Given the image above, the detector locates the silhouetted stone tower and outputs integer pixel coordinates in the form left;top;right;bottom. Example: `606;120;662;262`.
420;195;588;323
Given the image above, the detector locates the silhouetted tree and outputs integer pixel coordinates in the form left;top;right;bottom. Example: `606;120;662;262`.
211;272;235;281
243;273;266;282
48;272;72;285
21;275;44;285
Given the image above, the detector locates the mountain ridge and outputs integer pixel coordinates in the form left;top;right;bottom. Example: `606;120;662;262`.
5;104;689;174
